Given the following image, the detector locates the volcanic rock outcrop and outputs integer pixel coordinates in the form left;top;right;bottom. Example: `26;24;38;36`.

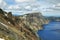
0;8;49;40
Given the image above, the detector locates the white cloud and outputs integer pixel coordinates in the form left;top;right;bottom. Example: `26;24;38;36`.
0;0;7;9
4;4;21;12
9;5;18;9
25;6;31;9
52;3;60;8
7;5;21;10
42;3;60;12
15;0;28;2
3;0;40;14
15;0;36;3
32;8;38;11
57;3;60;6
55;3;60;7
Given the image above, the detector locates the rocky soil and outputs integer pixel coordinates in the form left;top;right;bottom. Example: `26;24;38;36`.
0;8;49;40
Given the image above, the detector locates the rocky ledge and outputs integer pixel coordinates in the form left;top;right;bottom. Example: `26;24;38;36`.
0;9;49;40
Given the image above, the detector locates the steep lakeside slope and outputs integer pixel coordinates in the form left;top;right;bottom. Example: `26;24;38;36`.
0;9;49;40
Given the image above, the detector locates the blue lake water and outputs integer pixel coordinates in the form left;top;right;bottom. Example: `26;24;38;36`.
37;21;60;40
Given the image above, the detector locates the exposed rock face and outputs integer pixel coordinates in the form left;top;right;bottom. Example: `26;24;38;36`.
22;12;49;31
0;9;49;40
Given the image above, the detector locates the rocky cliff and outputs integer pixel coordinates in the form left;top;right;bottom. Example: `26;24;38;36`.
0;8;49;40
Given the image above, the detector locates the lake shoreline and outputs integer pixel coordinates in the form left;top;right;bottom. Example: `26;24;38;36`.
37;21;60;40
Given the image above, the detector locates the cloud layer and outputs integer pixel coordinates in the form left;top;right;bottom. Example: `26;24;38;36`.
0;0;60;16
0;0;7;9
15;0;36;2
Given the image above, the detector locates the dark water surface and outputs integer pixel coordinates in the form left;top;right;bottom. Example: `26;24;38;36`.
38;21;60;40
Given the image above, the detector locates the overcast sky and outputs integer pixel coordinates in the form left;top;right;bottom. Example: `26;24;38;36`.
0;0;60;16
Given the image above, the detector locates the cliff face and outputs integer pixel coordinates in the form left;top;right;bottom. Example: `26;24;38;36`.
21;12;49;31
0;9;49;40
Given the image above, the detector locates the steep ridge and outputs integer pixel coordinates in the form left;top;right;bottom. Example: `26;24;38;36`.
0;8;49;40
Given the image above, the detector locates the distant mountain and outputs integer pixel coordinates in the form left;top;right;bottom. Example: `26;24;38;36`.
46;16;60;21
0;8;49;40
